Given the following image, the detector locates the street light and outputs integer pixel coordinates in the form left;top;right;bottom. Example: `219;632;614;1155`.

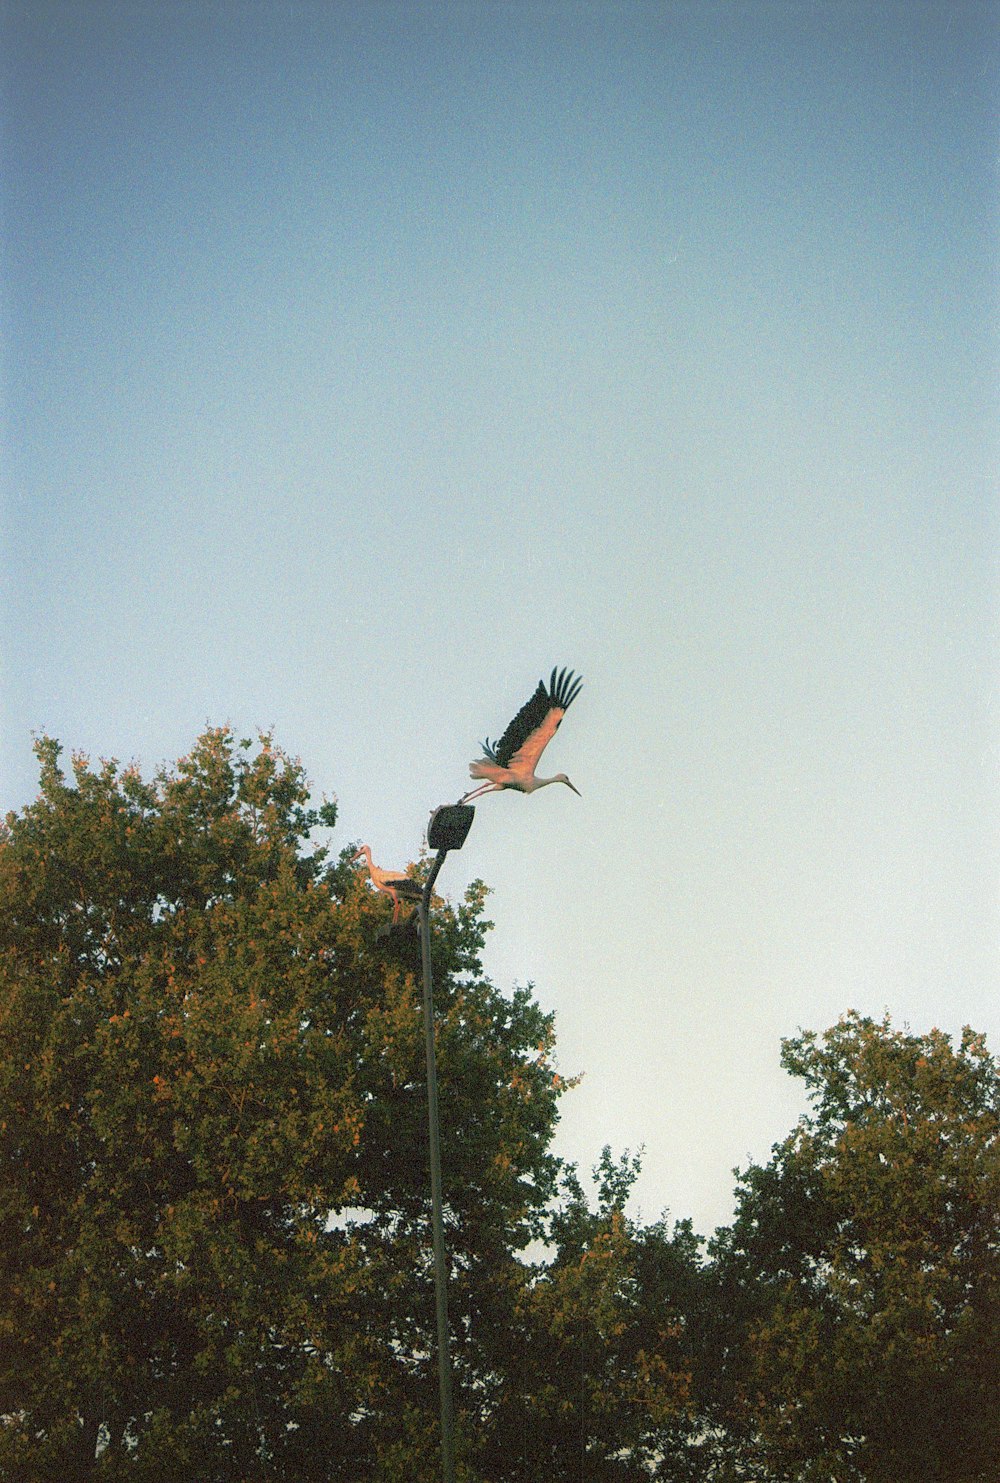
419;803;474;1483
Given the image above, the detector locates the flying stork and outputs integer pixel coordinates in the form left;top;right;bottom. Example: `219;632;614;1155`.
351;845;423;923
460;667;583;803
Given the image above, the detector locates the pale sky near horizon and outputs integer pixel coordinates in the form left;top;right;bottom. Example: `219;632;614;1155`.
2;0;997;1238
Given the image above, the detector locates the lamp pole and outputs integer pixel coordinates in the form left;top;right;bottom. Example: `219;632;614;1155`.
418;804;474;1483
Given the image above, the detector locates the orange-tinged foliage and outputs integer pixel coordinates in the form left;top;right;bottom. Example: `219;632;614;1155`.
0;727;597;1481
710;1012;1000;1483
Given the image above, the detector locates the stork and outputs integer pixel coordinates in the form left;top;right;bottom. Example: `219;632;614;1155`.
351;845;423;923
460;667;583;803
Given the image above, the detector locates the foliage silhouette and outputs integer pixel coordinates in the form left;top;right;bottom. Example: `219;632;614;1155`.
3;732;996;1479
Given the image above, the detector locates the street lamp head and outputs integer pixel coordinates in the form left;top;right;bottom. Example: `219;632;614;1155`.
427;804;475;852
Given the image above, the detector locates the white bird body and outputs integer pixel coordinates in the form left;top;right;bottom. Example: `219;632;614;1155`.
352;844;422;923
461;667;583;803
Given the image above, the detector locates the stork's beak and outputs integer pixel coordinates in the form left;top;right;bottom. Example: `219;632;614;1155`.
565;779;581;796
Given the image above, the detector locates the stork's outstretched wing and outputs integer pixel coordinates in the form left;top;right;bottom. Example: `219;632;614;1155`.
491;667;583;774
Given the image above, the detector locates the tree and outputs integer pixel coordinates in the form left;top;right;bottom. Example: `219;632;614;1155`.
25;728;991;1482
0;729;570;1480
474;1146;698;1482
707;1012;1000;1482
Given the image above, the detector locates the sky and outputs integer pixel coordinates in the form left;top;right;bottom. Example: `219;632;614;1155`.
2;0;997;1238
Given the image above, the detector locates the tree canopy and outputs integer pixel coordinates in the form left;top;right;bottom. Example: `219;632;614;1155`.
2;729;997;1480
0;731;560;1477
706;1012;1000;1482
0;730;694;1481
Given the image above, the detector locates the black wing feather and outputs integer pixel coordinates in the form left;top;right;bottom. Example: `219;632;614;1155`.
379;873;422;897
550;666;583;711
491;668;582;769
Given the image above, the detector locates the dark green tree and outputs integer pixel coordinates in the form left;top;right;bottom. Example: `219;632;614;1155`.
475;1146;699;1482
0;729;570;1480
706;1012;1000;1483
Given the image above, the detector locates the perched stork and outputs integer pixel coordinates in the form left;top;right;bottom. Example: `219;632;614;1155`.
352;845;423;923
461;667;583;803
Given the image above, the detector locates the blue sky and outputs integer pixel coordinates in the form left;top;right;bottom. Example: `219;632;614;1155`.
2;1;997;1235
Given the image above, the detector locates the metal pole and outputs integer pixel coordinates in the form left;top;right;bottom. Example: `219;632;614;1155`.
419;848;456;1483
